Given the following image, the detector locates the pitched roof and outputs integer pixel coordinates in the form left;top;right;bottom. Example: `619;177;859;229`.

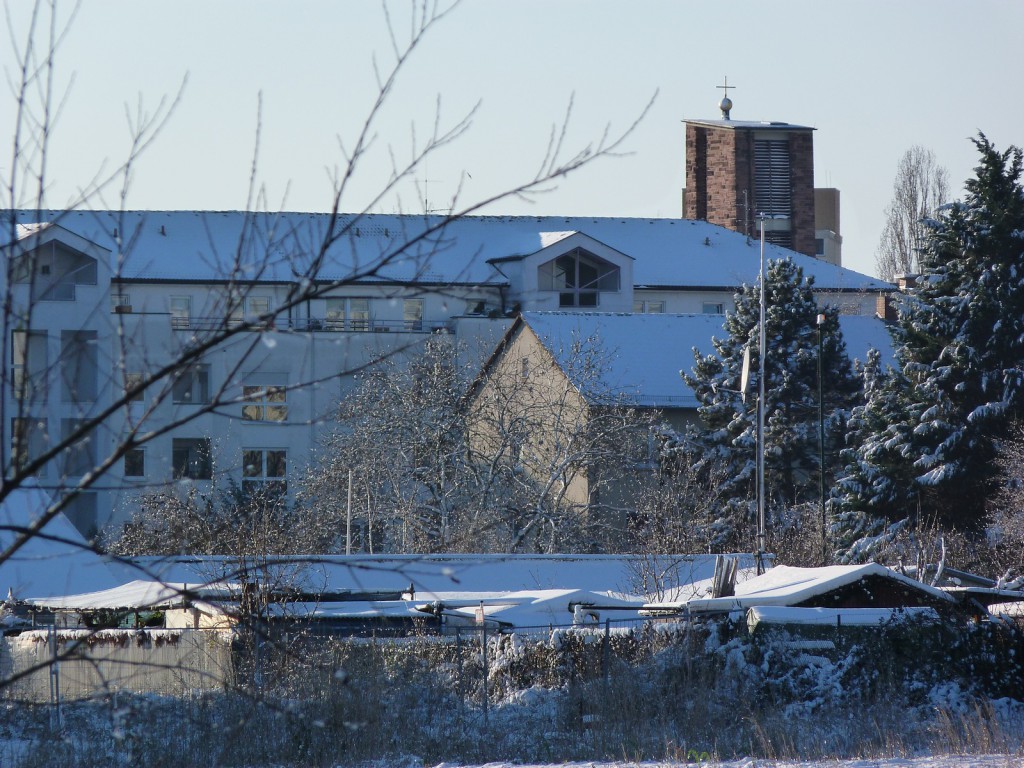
680;564;954;614
0;482;119;600
7;210;891;292
517;311;896;409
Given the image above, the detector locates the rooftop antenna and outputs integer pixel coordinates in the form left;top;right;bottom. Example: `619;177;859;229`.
717;76;734;120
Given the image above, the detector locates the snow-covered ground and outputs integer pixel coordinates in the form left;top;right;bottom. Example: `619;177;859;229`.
431;758;1021;768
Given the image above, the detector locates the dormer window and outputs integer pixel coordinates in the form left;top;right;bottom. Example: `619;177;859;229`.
538;248;620;308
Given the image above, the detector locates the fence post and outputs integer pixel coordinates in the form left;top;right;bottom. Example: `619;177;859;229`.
481;621;489;727
455;627;463;711
48;624;61;732
603;618;610;693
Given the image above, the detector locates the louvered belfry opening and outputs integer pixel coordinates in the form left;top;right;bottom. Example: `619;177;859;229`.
753;139;792;218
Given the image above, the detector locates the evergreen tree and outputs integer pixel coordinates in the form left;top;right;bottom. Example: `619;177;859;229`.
675;258;859;551
832;348;923;559
889;135;1024;526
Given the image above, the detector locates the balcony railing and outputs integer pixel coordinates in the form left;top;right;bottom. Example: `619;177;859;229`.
169;316;453;334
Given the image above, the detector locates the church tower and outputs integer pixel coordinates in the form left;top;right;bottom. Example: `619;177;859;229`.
683;84;818;259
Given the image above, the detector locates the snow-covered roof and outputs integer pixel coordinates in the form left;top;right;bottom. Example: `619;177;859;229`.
7;210;890;292
1;482;120;600
684;118;815;132
746;605;940;630
523;311;725;408
116;553;746;603
26;579;232;611
519;311;896;409
655;564;955;614
837;314;897;369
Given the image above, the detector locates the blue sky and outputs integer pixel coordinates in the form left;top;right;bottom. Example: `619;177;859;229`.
2;1;1022;279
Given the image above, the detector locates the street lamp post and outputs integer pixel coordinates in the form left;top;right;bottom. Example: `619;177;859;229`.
816;312;827;563
756;217;767;574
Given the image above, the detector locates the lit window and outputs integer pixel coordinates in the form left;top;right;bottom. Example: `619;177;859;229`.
242;385;287;421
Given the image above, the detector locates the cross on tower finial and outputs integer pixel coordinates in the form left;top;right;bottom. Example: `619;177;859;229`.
716;76;735;120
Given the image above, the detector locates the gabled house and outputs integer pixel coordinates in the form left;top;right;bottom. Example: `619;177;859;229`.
464;311;896;528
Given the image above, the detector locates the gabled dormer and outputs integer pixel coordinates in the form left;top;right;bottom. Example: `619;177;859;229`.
490;231;634;313
8;223;111;303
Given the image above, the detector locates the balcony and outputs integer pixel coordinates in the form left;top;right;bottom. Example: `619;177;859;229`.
170;316;453;334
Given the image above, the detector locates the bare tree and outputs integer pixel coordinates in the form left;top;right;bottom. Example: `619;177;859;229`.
464;330;657;553
876;145;950;280
292;332;657;555
0;0;652;705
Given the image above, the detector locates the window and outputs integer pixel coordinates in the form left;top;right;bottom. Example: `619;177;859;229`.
124;372;144;402
325;298;372;331
169;296;191;329
61;418;95;477
702;302;725;314
11;330;47;404
172;364;210;404
538;248;619;308
124;448;145;478
111;293;131;309
815;238;825;256
633;300;665;314
11;417;47;474
242;385;287;421
349;298;370;330
172;438;212;480
521;358;529;379
242;448;287;496
403;299;423;331
229;295;271;327
60;330;97;403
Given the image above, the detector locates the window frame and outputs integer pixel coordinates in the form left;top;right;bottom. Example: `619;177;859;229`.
242;447;288;496
172;364;211;405
241;384;288;422
169;296;192;330
171;437;213;480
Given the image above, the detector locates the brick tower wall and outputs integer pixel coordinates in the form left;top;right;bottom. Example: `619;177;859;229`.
789;130;816;258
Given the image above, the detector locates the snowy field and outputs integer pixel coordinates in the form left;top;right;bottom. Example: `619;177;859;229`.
431;759;1021;768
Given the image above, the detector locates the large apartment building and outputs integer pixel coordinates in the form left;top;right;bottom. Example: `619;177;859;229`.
3;210;890;536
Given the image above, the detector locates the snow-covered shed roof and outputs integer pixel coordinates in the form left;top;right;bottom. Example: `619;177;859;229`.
26;579;232;611
0;482;119;600
515;311;896;409
7;210;890;292
653;564;955;614
115;553;746;603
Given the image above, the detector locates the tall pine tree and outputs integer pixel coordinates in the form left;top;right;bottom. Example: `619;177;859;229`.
889;135;1024;527
675;258;858;551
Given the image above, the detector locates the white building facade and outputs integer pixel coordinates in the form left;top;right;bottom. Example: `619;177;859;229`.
2;210;892;536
